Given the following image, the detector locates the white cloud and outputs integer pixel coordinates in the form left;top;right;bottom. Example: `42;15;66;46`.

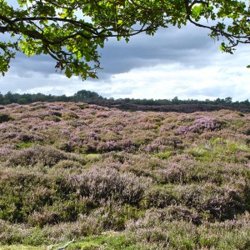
94;62;250;101
0;48;249;101
90;46;250;101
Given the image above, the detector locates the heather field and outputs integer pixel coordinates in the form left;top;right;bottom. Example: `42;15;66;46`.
0;102;250;250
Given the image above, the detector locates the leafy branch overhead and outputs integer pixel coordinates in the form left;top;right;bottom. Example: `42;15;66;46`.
0;0;249;78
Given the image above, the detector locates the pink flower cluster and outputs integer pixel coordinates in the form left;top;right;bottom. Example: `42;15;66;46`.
176;116;223;134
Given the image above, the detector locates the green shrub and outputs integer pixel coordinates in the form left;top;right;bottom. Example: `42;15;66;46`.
0;113;12;123
154;150;172;160
143;185;179;208
62;112;79;120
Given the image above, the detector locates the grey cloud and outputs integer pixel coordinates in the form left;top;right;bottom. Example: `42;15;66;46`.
11;53;58;77
99;25;216;75
4;23;217;83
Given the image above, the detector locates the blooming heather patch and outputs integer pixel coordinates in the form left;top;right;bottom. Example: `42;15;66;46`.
6;145;83;167
69;167;150;205
0;145;15;161
176;116;224;135
0;102;249;248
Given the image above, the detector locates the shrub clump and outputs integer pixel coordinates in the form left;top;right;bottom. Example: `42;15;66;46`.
53;160;83;169
180;184;246;220
0;113;13;123
176;116;224;134
0;145;15;161
6;146;69;167
69;168;151;205
62;112;79;120
143;185;179;208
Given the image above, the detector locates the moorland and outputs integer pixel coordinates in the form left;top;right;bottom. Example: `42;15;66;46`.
0;101;249;249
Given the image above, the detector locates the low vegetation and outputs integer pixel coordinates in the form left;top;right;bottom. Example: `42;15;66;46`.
0;102;249;249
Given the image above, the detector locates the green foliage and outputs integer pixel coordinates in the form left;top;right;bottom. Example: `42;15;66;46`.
154;150;172;160
84;153;102;162
15;141;34;149
0;113;12;123
61;111;79;120
73;90;103;102
188;138;250;163
65;234;135;250
22;228;48;246
0;0;249;78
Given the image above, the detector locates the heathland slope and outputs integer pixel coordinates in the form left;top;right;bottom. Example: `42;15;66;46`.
0;102;249;249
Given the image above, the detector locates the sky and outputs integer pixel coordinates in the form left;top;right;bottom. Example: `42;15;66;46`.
0;1;249;101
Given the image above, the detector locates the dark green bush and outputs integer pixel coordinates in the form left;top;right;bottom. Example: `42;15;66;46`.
0;113;12;123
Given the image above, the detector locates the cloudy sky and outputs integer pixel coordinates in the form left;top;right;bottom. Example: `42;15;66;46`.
0;2;249;100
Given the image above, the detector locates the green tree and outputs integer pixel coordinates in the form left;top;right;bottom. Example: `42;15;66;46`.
225;97;233;104
0;0;249;78
73;89;103;102
0;92;3;104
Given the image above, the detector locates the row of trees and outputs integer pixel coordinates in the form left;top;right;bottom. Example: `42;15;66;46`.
0;90;249;107
0;90;103;104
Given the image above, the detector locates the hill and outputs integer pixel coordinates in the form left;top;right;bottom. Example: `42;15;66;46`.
0;102;250;249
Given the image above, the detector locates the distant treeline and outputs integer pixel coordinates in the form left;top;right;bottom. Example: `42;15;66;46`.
0;90;249;112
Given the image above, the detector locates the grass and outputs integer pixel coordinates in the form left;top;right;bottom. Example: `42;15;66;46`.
188;138;250;163
0;234;136;250
84;153;102;162
67;234;136;250
15;142;35;149
154;150;172;160
0;246;43;250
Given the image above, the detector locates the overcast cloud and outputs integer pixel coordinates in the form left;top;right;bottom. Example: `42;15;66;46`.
0;5;249;100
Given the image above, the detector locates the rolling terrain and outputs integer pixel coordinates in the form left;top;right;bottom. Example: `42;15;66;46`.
0;102;250;249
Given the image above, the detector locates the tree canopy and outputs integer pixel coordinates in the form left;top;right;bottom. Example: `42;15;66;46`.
0;0;249;78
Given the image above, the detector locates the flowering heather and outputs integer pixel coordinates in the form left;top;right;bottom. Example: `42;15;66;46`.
6;145;82;167
0;145;15;161
0;102;249;248
69;167;150;204
176;116;224;134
